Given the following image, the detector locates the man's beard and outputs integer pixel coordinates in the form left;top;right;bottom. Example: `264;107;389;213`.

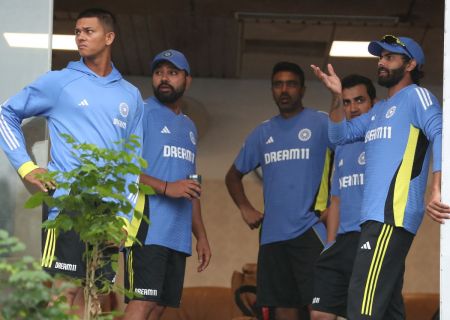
153;83;185;104
378;64;406;88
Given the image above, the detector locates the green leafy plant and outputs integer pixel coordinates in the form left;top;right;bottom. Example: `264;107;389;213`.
25;134;152;320
0;229;74;320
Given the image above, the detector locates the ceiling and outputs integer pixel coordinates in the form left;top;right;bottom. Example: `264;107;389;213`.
52;0;444;85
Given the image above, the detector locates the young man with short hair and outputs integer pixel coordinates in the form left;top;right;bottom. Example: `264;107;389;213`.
0;8;144;317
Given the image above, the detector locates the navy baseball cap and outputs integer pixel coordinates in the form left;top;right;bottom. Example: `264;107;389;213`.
368;35;425;67
151;49;191;75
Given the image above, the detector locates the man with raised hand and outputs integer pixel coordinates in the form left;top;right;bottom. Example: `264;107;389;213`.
312;35;448;319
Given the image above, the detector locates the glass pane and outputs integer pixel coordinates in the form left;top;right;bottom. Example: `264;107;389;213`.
0;0;52;257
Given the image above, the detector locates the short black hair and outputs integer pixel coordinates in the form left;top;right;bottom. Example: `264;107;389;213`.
410;67;425;85
76;8;116;32
400;55;424;85
272;62;305;87
341;74;376;100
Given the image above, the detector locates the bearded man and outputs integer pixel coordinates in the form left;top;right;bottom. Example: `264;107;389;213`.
312;35;446;320
123;49;211;320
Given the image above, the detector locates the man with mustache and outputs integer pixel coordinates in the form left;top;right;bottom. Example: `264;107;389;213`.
312;36;448;319
311;74;376;320
226;61;333;320
123;49;211;320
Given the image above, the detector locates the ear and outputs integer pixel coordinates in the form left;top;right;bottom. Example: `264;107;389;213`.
105;32;115;46
405;59;417;72
299;86;306;98
185;75;193;90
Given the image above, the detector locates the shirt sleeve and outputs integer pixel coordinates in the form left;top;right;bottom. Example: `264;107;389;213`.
330;148;340;197
410;87;442;172
0;72;57;176
328;108;373;145
234;126;262;174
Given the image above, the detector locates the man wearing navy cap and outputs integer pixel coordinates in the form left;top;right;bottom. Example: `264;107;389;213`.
123;49;211;319
312;35;449;319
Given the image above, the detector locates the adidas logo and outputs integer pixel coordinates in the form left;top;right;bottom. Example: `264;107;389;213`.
338;159;344;167
361;241;371;250
266;136;274;144
161;126;171;134
78;99;89;107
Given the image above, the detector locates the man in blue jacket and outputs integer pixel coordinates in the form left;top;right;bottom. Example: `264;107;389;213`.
0;8;144;316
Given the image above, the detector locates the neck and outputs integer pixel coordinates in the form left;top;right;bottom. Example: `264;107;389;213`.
387;76;413;98
280;104;304;119
83;52;112;77
164;100;182;114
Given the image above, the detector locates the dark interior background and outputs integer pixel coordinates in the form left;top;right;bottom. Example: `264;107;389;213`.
53;0;444;85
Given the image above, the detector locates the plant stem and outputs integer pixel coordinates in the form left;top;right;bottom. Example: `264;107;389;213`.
84;243;91;320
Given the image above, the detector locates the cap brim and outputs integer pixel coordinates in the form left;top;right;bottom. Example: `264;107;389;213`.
151;58;189;74
151;58;173;70
368;40;409;57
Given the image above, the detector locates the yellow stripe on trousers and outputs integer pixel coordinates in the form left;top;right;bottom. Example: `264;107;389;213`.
361;224;393;316
48;229;56;268
41;229;56;268
128;250;134;292
41;229;51;267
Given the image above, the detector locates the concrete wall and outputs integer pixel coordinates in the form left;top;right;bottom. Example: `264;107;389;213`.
127;75;442;293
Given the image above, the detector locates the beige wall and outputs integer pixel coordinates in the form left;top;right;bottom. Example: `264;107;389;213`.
127;76;442;293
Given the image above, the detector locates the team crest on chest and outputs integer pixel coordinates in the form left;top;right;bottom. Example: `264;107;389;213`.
298;128;312;142
119;102;129;117
190;131;196;145
358;152;366;165
385;106;396;119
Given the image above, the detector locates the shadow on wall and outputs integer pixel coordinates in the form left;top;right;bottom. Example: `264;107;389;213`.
0;116;48;247
181;96;210;139
0;178;14;234
22;117;48;194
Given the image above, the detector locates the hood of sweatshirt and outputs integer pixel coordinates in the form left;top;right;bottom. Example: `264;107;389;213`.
66;58;122;85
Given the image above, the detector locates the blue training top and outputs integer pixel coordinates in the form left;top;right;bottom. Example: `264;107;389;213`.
0;59;144;222
141;96;197;255
235;108;333;245
329;84;442;234
331;142;365;234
